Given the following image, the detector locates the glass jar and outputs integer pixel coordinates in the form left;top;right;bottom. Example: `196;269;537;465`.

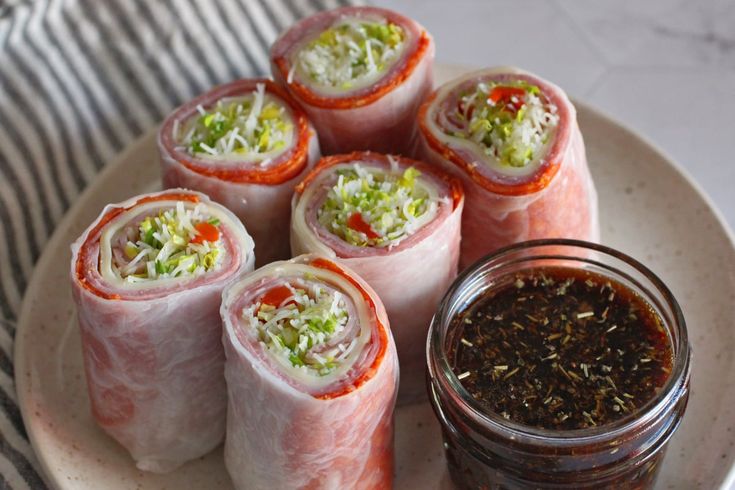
426;239;691;489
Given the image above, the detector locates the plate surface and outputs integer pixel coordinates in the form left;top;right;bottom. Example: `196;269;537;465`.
15;65;735;489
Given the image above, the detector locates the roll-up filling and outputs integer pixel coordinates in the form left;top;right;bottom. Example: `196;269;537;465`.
105;201;225;283
294;18;405;91
176;83;294;161
317;163;440;247
242;281;360;377
444;80;559;168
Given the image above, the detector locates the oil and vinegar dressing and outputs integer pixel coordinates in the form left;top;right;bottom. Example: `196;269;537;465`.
447;266;673;431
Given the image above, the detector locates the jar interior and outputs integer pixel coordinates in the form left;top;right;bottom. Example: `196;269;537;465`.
430;239;690;441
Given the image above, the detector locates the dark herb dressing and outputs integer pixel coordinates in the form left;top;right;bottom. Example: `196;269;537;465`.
448;266;673;431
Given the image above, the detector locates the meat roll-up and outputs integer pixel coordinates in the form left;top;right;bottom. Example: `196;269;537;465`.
291;152;463;402
159;79;319;267
418;67;599;269
271;6;434;156
221;255;398;490
70;189;255;473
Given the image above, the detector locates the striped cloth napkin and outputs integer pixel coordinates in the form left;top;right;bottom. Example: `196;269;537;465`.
0;0;357;487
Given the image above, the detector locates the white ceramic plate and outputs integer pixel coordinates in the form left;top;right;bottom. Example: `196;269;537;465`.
15;65;735;489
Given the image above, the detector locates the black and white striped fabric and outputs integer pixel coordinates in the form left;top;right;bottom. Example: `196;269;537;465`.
0;0;358;487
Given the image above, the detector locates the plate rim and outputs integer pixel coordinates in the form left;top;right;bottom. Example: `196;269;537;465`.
13;66;735;489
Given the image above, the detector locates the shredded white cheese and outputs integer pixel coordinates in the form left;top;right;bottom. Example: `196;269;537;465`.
295;18;405;90
242;283;353;376
317;163;440;248
111;202;224;282
449;80;559;168
178;84;293;161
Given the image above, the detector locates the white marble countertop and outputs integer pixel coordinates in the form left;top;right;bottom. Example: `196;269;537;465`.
376;0;735;232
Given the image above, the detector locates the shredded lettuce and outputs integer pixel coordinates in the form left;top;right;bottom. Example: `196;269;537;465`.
317;164;435;247
448;80;559;168
296;19;405;89
112;202;223;282
242;284;353;376
179;83;292;158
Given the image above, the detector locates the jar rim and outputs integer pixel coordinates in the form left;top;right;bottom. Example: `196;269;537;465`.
427;238;692;444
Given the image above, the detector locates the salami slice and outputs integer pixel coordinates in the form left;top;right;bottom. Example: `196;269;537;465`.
418;67;599;268
70;189;255;472
221;255;398;489
271;6;434;156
